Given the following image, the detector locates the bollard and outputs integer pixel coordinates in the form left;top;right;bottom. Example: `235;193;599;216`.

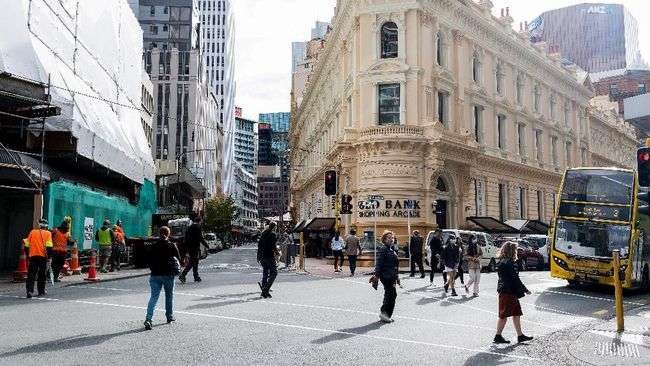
612;250;624;332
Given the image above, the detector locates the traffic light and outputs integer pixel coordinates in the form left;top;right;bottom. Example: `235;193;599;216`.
325;170;337;196
638;147;650;187
340;194;353;214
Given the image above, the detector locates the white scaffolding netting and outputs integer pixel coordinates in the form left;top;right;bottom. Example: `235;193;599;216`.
0;0;154;183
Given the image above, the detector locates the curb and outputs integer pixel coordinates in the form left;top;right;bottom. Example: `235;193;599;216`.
62;271;150;287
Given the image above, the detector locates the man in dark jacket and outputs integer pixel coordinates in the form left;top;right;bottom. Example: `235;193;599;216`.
428;230;443;285
409;230;425;278
257;222;278;298
179;215;210;283
442;235;460;296
372;231;400;323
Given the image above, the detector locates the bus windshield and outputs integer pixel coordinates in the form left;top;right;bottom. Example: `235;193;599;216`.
561;170;634;205
554;219;631;258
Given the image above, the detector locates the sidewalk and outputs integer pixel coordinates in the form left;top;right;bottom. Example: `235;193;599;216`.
0;266;150;293
569;305;650;364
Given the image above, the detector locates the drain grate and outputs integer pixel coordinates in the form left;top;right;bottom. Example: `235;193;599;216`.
594;342;640;358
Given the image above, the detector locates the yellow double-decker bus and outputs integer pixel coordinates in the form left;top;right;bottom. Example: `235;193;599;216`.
549;167;650;291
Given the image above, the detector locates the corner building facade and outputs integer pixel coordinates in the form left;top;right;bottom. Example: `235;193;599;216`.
289;0;637;241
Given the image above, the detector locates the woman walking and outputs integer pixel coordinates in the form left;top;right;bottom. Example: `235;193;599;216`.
442;234;460;296
331;231;345;272
464;234;483;296
494;241;534;344
456;239;465;285
144;226;181;330
345;229;362;276
370;230;400;323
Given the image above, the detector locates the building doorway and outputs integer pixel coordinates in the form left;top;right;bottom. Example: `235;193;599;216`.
435;200;448;229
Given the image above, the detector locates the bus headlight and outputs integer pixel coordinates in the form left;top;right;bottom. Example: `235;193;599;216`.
553;256;570;271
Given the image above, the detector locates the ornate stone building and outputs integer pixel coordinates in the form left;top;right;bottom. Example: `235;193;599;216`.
289;0;637;241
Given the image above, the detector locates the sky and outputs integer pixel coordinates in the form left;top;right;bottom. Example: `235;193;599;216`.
233;0;650;121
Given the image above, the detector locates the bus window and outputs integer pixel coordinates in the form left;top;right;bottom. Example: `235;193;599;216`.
555;219;631;258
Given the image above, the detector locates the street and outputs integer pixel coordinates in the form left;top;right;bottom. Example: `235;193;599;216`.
0;247;648;366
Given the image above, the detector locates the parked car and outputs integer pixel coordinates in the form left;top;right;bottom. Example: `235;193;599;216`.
515;239;545;271
204;233;222;253
522;235;550;269
426;229;499;272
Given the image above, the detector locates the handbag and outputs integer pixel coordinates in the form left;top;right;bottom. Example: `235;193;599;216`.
169;256;181;276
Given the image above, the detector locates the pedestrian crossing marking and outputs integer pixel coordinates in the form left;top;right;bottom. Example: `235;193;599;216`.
594;342;640;358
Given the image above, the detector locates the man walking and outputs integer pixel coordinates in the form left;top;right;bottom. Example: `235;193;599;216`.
428;229;444;286
345;229;362;276
409;230;425;278
95;219;115;273
257;222;278;298
110;221;126;272
51;219;73;281
24;219;53;298
179;215;210;284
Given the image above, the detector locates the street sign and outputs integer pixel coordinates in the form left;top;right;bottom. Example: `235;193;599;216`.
83;217;94;250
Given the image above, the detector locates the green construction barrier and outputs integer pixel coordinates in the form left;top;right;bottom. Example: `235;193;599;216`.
44;180;157;249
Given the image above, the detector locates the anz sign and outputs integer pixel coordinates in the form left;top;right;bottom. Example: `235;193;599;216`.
587;5;611;14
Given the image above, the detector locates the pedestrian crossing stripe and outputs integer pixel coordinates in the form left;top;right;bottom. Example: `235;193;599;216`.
594;342;641;358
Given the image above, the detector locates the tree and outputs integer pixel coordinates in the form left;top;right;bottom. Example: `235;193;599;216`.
204;194;237;246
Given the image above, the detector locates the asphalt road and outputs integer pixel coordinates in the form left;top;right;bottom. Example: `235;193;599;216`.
1;246;649;366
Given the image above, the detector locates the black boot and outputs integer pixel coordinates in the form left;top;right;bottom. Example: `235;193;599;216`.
493;334;510;344
518;334;533;343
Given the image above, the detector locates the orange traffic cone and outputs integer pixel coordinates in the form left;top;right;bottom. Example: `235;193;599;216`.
70;244;81;275
84;249;100;282
12;243;28;283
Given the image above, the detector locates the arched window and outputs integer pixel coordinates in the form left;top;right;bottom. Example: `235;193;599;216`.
472;52;481;83
436;32;445;66
436;177;448;192
380;22;398;59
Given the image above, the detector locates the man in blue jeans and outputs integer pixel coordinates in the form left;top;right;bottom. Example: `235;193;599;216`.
145;226;180;330
257;222;278;298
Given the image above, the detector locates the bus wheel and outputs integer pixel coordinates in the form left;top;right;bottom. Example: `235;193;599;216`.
642;265;650;293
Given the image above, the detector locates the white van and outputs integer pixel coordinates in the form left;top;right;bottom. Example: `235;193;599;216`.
425;229;499;272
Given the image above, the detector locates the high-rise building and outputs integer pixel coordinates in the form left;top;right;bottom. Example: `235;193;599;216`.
135;0;200;51
259;112;290;133
257;123;275;166
291;42;306;72
311;21;330;40
234;116;258;175
199;0;236;195
529;3;646;73
135;1;222;210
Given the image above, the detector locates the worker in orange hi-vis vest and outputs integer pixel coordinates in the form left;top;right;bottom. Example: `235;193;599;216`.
111;220;126;272
51;220;75;282
23;219;53;298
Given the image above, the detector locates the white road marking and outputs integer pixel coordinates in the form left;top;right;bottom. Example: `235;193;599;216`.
0;294;539;362
590;330;646;346
594;341;641;358
77;285;495;331
540;289;645;306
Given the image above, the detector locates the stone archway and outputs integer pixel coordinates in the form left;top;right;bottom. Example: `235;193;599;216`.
431;174;456;229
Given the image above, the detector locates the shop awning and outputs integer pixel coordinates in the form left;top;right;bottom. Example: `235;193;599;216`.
303;217;335;232
292;220;306;233
465;217;520;234
505;220;549;235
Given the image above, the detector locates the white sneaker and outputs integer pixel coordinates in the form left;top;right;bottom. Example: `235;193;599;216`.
379;313;391;323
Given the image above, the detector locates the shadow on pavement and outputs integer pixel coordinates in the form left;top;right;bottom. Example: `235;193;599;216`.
462;343;527;366
311;322;387;344
185;297;260;310
0;327;159;357
189;291;260;300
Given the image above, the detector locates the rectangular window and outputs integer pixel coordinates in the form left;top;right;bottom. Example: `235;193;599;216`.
537;190;544;221
474;106;483;143
639;83;647;94
150;6;155;16
581;148;587;165
551;136;558;167
498;183;507;221
436;34;443;66
535;130;543;162
497;114;506;149
518;124;525;156
378;84;400;125
565;141;572;167
437;91;448;128
609;84;618;95
519;188;526;219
